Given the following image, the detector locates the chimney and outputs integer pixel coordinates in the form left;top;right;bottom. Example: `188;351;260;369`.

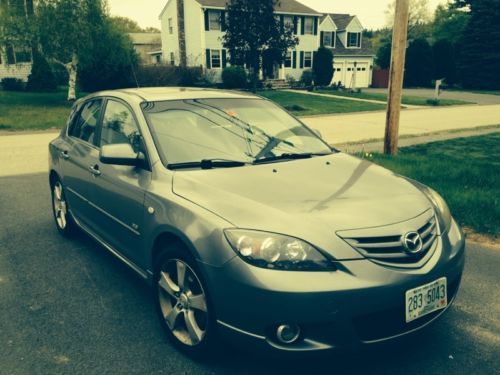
177;0;187;68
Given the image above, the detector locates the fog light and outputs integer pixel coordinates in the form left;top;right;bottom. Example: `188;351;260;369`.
276;324;301;344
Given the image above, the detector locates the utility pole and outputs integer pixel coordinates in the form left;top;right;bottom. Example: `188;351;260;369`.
384;0;410;155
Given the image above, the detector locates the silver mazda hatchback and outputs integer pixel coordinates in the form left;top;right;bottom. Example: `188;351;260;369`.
49;88;465;355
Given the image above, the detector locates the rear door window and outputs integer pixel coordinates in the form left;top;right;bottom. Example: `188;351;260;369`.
68;99;103;145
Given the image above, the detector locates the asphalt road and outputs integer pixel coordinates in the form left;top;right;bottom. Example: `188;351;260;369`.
0;173;499;374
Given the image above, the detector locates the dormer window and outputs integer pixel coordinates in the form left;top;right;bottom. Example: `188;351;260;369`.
321;31;335;48
347;32;361;48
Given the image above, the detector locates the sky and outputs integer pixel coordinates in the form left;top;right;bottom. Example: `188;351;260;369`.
107;0;448;31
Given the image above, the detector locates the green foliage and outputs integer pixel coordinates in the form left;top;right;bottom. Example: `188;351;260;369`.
432;3;469;45
376;39;392;69
136;65;203;87
78;22;138;92
300;70;314;87
110;16;143;33
432;39;457;85
223;0;298;82
313;47;334;86
1;78;25;91
405;38;434;87
221;66;248;89
457;0;500;89
27;50;57;92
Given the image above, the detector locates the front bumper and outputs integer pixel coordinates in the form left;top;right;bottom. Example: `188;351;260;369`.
202;219;465;352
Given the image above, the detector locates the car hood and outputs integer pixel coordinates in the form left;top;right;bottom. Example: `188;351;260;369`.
172;153;432;260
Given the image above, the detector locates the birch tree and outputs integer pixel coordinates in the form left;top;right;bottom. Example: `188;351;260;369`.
37;0;104;101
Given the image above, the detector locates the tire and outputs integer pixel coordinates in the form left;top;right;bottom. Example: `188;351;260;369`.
154;245;217;357
51;178;77;236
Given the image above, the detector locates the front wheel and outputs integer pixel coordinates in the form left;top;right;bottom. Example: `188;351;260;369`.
154;247;217;357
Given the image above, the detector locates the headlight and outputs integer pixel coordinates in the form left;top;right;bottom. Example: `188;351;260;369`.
421;187;452;234
224;229;334;271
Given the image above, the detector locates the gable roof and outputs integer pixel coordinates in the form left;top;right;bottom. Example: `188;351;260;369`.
128;33;161;45
195;0;321;15
327;13;355;30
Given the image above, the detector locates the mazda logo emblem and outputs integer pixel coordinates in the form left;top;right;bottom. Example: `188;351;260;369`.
402;231;423;254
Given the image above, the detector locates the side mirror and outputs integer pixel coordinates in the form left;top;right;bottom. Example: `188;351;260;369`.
100;143;142;166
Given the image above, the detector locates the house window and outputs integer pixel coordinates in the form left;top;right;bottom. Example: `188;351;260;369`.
168;18;173;34
15;48;31;63
284;51;292;68
322;32;335;47
303;17;314;35
283;16;294;30
170;52;175;66
347;32;361;48
6;45;15;64
211;49;221;68
304;52;312;68
209;10;221;31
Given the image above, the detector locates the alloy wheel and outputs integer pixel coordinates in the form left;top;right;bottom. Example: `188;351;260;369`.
158;259;208;346
53;182;68;230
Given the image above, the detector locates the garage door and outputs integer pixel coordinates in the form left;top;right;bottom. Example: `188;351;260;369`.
343;62;370;89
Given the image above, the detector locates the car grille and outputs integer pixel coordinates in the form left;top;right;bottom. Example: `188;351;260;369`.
338;210;438;268
353;276;461;342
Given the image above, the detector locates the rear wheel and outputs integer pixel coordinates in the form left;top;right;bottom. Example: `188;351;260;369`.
51;179;76;236
154;246;216;356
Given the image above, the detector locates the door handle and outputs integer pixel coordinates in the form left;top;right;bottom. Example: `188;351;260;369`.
60;150;70;160
89;164;101;177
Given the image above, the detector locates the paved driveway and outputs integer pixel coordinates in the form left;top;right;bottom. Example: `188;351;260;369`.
0;172;498;374
365;88;500;105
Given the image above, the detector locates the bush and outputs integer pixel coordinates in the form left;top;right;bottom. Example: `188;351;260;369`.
1;78;25;91
300;70;314;87
136;65;203;87
405;38;434;87
26;50;57;92
221;66;248;89
313;47;334;86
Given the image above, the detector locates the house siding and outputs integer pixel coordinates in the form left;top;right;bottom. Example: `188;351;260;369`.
160;0;181;65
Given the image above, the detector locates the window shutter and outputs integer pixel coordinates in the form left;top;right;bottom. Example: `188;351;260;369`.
206;49;211;69
300;51;304;69
204;10;209;31
300;16;305;35
221;11;226;31
222;49;227;68
292;51;297;69
280;15;284;31
332;32;335;47
320;31;324;46
357;33;361;48
313;17;318;35
6;44;15;64
293;16;298;34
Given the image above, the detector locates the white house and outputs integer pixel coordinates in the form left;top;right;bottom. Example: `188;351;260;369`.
0;0;33;83
159;0;374;87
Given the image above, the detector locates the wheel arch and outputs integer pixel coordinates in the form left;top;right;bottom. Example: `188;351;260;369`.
49;170;60;187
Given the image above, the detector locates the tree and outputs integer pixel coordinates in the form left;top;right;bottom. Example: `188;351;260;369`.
432;3;469;45
223;0;298;90
313;47;334;86
385;0;432;39
432;39;457;84
111;16;160;34
404;38;434;87
456;0;500;89
36;0;102;101
375;38;392;69
27;50;58;91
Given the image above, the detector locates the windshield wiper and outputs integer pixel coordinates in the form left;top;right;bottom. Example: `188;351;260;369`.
253;152;332;164
168;159;249;170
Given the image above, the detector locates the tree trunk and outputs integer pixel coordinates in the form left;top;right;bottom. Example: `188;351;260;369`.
66;53;78;102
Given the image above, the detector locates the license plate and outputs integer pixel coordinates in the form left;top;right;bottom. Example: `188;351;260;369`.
405;277;447;323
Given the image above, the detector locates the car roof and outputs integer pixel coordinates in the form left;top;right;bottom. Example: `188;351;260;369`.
86;87;259;103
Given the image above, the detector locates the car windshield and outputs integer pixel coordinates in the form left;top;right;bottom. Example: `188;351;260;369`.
141;98;333;167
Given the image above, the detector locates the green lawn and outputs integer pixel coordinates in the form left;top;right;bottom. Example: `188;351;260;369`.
365;133;500;238
258;90;386;116
315;89;473;106
0;89;87;131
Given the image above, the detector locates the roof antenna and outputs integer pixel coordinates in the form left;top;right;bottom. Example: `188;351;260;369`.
130;61;140;88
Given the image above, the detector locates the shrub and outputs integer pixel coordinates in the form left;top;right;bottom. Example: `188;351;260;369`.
1;78;25;91
313;47;334;86
300;70;314;87
221;66;248;89
26;50;58;92
136;65;203;87
426;98;440;106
